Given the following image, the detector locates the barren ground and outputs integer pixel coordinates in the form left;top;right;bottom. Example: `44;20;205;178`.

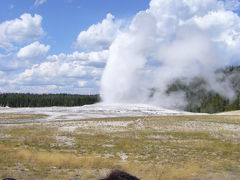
0;104;239;179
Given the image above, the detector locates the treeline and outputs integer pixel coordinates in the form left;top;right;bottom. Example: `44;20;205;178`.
0;93;100;107
187;93;240;114
167;66;240;114
167;80;240;113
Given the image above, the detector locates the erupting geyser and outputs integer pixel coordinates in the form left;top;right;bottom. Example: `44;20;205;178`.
101;0;240;109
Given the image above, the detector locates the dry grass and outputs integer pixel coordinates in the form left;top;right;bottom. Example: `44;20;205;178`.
0;115;240;179
0;144;208;179
0;113;47;120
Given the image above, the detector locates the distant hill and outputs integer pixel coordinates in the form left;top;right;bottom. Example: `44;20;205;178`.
0;93;100;107
166;66;240;113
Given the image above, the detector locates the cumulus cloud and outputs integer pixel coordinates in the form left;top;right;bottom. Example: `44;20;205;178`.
47;50;108;65
0;13;44;50
101;0;240;108
0;42;50;73
11;50;107;94
224;0;240;11
190;10;240;46
34;0;47;7
0;12;106;94
17;41;50;59
76;13;121;51
2;0;240;97
0;53;25;71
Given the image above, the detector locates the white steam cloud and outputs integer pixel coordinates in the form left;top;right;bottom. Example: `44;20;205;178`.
101;0;240;108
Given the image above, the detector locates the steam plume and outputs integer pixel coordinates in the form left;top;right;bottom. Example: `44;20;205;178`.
101;0;240;109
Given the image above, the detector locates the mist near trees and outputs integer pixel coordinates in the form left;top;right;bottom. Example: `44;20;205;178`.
167;66;240;113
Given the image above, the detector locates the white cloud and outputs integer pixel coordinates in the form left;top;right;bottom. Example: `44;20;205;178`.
76;13;121;51
47;50;109;65
11;50;107;93
19;62;86;80
78;80;87;87
17;41;50;59
34;0;47;7
1;0;240;96
101;0;240;107
0;13;44;50
224;0;240;11
190;10;240;46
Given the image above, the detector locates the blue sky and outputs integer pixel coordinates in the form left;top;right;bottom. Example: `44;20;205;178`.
0;0;149;54
0;0;240;95
0;0;149;94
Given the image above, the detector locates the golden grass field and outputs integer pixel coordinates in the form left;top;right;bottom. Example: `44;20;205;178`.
0;114;240;179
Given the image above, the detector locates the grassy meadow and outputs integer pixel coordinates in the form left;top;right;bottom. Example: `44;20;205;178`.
0;114;240;179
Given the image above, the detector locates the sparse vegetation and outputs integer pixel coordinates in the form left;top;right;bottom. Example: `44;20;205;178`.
0;113;47;120
0;115;240;179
